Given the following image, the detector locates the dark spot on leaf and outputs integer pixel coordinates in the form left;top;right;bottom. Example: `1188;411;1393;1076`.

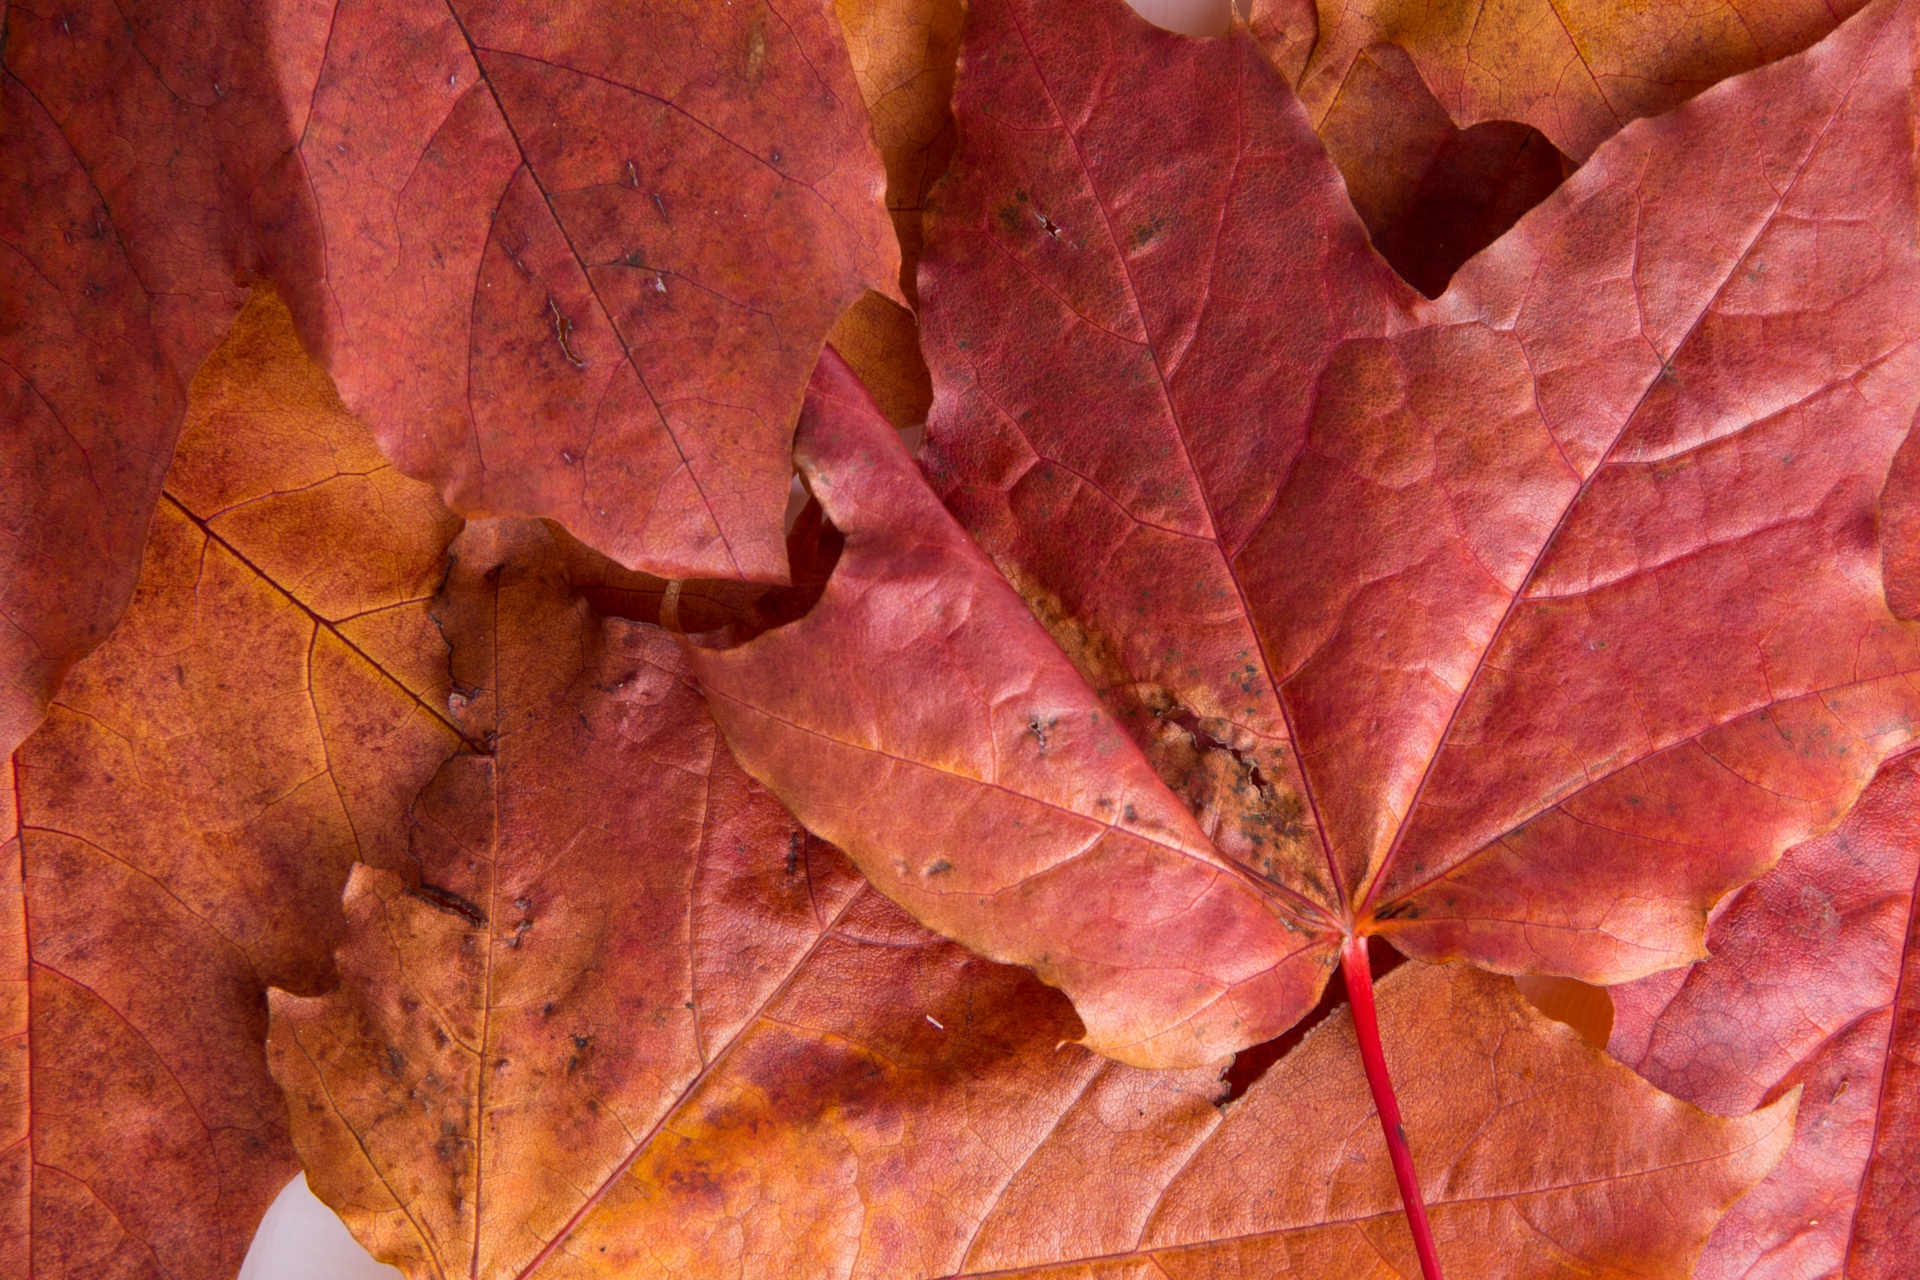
548;297;587;368
411;882;485;926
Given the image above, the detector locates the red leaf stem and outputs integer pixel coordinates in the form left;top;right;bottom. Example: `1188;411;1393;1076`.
1341;933;1445;1280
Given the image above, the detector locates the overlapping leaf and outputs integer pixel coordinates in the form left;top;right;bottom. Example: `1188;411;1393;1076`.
1244;0;1889;301
0;51;188;756
0;774;22;1271
558;956;1790;1280
1886;423;1920;620
1;0;896;755
821;0;966;430
691;351;1331;1067
1274;0;1867;161
4;2;1915;1276
285;0;898;582
0;291;461;1275
268;518;865;1278
695;0;1920;1067
1;0;354;755
266;505;1795;1279
1609;748;1920;1278
835;0;966;288
1307;40;1567;297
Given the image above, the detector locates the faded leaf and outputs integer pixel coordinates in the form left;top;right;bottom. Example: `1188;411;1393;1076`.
1609;748;1920;1279
1244;0;1317;81
1285;0;1871;162
264;514;1795;1276
0;290;461;1275
268;517;867;1280
698;0;1920;1067
1;0;897;758
827;290;936;429
836;0;966;292
824;0;967;429
278;797;1795;1280
286;0;899;583
1311;41;1568;297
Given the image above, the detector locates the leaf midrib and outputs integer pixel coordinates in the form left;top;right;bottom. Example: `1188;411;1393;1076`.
994;0;1887;925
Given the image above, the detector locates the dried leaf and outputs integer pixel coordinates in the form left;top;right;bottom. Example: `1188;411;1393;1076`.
692;350;1328;1067
264;515;1795;1275
287;0;899;582
268;517;866;1279
1;0;897;756
4;4;1907;1275
0;290;461;1273
1884;420;1920;620
827;290;936;428
1311;41;1568;297
1609;748;1920;1279
279;814;1794;1278
0;0;340;758
0;69;184;757
836;0;967;291
0;778;23;1270
825;0;967;427
698;0;1920;1068
1286;0;1871;161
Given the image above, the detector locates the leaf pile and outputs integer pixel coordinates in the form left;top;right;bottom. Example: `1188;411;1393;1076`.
2;0;1917;1277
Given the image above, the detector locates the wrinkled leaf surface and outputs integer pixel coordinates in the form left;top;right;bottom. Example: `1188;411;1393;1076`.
0;291;461;1276
1283;0;1869;160
269;514;1793;1274
698;0;1920;1066
1;0;896;757
1610;749;1920;1279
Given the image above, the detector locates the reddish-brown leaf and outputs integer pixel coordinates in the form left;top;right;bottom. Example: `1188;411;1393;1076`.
262;515;1796;1276
1284;0;1870;162
0;0;337;759
1609;748;1920;1278
0;59;183;757
694;0;1920;1068
278;818;1795;1279
269;517;871;1278
0;290;461;1275
1311;41;1568;298
284;0;898;582
1;0;897;755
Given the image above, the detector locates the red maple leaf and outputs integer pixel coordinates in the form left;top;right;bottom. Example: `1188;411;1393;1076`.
688;0;1920;1261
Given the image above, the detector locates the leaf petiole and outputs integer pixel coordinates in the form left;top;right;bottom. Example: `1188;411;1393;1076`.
1341;933;1446;1280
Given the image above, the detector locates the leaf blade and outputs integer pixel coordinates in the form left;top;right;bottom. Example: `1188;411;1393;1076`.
913;0;1920;1021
